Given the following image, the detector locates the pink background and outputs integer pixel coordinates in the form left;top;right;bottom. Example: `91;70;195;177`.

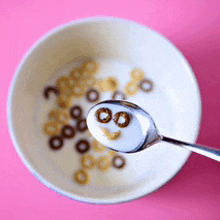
1;0;220;219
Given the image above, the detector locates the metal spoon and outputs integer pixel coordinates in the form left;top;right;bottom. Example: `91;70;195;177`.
87;100;220;162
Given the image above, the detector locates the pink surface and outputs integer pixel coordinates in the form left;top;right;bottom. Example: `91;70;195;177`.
1;0;220;219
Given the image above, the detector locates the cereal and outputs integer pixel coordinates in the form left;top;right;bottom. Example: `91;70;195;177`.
81;155;95;169
112;90;126;100
57;94;73;108
69;67;83;81
75;139;90;154
91;139;106;152
96;156;111;172
76;119;88;132
56;76;71;93
95;108;112;123
49;135;64;150
86;89;100;102
139;79;154;92
74;169;89;185
55;110;69;124
112;155;126;169
43;121;60;135
44;86;60;99
71;84;85;98
101;77;118;92
100;127;121;140
61;125;75;139
70;105;83;120
124;81;138;96
82;60;99;74
48;109;57;120
85;77;96;87
107;150;118;157
130;68;144;82
95;79;104;92
113;112;130;128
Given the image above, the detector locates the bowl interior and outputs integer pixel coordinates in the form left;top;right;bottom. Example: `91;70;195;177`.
8;18;201;204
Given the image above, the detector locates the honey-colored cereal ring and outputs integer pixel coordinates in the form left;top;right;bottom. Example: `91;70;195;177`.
112;155;126;169
56;76;71;93
70;105;83;119
75;139;90;154
57;94;73;108
91;139;106;152
107;150;118;157
96;156;111;172
101;77;118;92
48;109;57;120
81;155;95;169
86;89;100;102
124;81;138;96
55;110;69;124
69;67;83;81
43;121;60;135
71;84;85;98
139;79;154;92
82;60;99;74
95;79;104;92
76;119;88;132
49;135;64;150
113;111;130;128
130;68;144;82
74;169;89;185
61;125;75;139
85;77;96;87
112;90;126;100
44;86;60;99
95;108;112;123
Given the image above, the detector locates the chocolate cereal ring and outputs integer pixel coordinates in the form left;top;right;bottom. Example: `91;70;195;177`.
82;60;99;74
70;105;83;119
43;121;60;135
56;76;71;93
75;139;90;154
130;68;144;82
69;67;83;81
91;139;106;152
81;155;95;169
112;155;126;169
95;108;112;123
113;112;130;128
124;81;138;96
74;169;89;185
76;119;88;132
44;86;60;99
61;125;75;139
139;79;154;92
112;90;126;100
49;135;64;150
96;156;111;172
86;89;100;102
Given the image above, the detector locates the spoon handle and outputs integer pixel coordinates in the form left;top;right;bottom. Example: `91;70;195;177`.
162;136;220;162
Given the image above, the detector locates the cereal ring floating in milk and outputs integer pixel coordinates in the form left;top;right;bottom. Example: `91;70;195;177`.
70;105;83;120
57;94;73;108
44;86;60;99
96;156;111;172
95;108;112;123
56;76;71;93
43;121;60;135
130;68;144;82
61;125;75;139
101;77;118;92
55;110;69;124
81;155;95;169
86;89;100;103
76;118;88;132
85;77;96;88
139;79;154;92
112;90;126;100
112;155;126;169
124;81;138;96
82;60;99;74
74;169;90;185
75;139;90;154
71;84;85;98
69;67;83;81
49;135;64;150
91;139;106;152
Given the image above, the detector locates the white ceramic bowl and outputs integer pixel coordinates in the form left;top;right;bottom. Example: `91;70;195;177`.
7;17;201;204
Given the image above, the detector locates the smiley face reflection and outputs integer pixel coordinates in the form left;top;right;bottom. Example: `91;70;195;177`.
87;102;144;152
